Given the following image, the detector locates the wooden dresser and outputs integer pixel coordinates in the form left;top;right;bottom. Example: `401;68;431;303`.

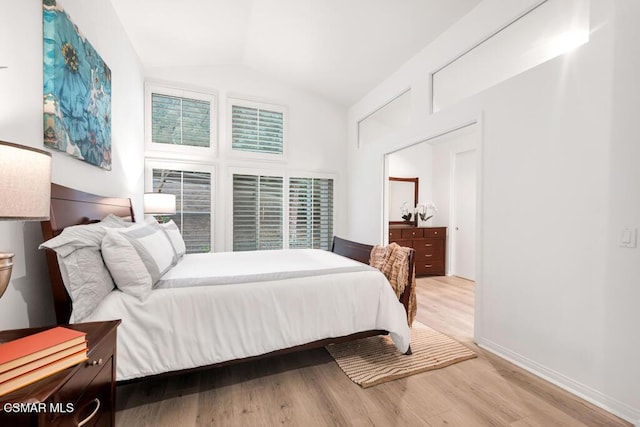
389;225;447;276
0;320;120;427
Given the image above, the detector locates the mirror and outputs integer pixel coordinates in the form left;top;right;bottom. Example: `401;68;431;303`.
388;177;418;225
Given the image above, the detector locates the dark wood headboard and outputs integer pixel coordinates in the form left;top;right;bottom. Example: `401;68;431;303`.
40;183;135;324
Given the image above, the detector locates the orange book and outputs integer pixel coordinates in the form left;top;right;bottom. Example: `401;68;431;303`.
0;342;87;383
0;327;87;374
0;350;88;396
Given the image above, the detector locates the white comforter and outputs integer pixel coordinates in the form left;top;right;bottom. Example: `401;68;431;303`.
85;249;411;380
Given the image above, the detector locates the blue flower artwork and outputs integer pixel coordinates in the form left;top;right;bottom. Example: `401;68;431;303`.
43;0;111;170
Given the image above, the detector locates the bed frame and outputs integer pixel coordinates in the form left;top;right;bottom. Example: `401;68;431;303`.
40;183;413;380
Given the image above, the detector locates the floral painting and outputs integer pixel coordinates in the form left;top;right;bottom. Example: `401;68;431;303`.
43;0;111;170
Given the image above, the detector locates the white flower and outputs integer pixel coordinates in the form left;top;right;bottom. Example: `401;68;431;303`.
416;201;437;222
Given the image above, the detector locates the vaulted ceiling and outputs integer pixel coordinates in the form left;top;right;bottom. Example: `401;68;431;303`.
109;0;481;106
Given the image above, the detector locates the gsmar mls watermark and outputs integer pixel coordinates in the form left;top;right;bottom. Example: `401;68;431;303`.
3;402;75;414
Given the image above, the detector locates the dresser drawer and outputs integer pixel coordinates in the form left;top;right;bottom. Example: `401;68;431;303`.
423;227;446;238
412;238;444;253
388;229;401;241
414;248;443;263
390;239;413;248
415;259;445;276
401;228;423;239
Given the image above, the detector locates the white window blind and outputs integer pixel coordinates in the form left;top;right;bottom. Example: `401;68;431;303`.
289;177;334;250
152;168;212;253
233;174;284;251
150;91;212;148
231;103;284;154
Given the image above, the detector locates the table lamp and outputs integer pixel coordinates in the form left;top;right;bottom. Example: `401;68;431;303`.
144;192;176;223
0;141;52;298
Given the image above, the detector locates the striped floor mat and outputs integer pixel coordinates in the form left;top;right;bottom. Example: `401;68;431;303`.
325;322;476;388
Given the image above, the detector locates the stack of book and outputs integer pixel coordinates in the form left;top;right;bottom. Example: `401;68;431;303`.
0;327;88;396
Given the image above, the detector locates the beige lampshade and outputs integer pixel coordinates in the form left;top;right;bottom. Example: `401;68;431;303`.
144;192;176;215
0;141;52;220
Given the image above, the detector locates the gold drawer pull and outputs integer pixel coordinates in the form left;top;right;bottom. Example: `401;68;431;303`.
434;231;438;235
425;244;433;247
425;264;432;268
78;398;101;427
87;358;103;367
424;254;432;257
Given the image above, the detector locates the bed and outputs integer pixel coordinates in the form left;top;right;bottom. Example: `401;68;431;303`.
40;184;414;381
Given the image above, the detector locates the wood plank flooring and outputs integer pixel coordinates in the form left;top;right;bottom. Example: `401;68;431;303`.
116;276;631;426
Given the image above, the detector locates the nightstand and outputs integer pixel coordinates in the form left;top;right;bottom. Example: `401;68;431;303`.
0;320;120;427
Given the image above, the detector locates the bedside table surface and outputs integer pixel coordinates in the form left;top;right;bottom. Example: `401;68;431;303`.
0;320;120;403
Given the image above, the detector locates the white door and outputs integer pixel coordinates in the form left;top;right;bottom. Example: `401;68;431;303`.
452;149;476;280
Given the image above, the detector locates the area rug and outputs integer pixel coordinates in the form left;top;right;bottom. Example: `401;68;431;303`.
325;322;476;388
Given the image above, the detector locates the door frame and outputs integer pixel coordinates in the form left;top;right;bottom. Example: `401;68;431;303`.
382;115;484;344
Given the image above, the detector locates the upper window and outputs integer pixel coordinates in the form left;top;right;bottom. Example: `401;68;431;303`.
228;98;286;159
431;0;589;112
145;83;216;156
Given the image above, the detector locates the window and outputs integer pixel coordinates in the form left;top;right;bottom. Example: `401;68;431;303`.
145;83;216;155
147;162;213;253
232;174;284;251
431;0;589;112
228;98;286;158
231;171;336;251
289;177;334;250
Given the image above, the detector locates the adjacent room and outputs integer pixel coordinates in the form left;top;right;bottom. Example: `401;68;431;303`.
0;0;639;426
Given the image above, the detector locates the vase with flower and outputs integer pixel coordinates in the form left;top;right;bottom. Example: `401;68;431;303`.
416;201;437;227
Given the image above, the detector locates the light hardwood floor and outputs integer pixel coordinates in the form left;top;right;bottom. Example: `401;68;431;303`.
116;276;631;426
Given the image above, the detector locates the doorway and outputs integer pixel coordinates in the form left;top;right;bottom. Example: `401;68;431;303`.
384;123;480;342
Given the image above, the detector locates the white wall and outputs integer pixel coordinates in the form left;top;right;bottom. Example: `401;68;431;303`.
347;0;639;423
144;65;348;252
603;0;640;420
0;0;145;329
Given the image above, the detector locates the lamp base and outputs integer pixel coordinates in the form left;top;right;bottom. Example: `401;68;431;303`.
0;251;15;298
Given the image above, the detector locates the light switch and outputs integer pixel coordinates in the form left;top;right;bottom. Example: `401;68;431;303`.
620;228;637;248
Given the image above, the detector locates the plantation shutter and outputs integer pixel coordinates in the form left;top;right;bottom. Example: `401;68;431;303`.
231;105;284;154
151;93;211;147
152;168;212;253
289;177;334;250
233;174;284;251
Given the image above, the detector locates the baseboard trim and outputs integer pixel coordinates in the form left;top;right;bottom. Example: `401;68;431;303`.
477;338;640;426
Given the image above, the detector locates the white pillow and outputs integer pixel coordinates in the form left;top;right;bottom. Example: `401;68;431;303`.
119;218;177;280
101;214;133;228
101;218;177;298
39;219;122;321
102;230;153;300
160;220;186;257
55;248;114;321
40;221;111;256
